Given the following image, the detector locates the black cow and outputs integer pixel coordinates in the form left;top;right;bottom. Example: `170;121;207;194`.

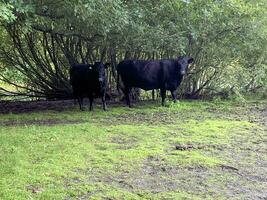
117;56;194;107
70;62;109;111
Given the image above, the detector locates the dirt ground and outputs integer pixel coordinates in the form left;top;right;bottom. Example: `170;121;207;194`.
0;100;76;114
0;99;127;114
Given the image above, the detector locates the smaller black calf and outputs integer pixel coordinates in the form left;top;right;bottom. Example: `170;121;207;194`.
70;62;110;111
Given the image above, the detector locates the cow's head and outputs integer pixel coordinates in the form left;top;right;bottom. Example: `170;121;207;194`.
93;62;110;82
177;56;194;75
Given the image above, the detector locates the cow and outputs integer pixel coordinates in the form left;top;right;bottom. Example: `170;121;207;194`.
116;56;194;107
70;62;110;111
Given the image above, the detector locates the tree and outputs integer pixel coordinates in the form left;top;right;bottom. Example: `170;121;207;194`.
0;0;266;100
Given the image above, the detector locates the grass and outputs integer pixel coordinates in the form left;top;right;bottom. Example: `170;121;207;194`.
0;99;266;199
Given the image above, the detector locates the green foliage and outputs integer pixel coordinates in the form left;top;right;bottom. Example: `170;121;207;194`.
0;2;15;22
0;0;266;99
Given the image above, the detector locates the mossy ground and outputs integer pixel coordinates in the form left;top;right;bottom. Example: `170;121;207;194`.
0;99;266;199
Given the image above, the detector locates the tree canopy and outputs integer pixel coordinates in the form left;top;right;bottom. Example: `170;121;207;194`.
0;0;266;99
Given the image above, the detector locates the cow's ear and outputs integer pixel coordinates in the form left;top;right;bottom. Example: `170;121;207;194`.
88;64;94;70
188;58;194;64
104;63;111;68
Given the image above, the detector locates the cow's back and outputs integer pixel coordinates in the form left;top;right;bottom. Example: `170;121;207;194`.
117;60;164;90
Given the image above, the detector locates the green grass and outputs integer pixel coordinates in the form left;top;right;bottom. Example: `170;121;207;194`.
0;99;266;199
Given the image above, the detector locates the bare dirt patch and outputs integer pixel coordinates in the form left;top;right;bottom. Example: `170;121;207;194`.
0;98;142;114
0;100;75;114
110;135;139;150
0;99;127;114
0;118;86;126
173;143;224;151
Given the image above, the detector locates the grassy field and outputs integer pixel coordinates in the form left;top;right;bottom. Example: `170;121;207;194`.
0;99;266;199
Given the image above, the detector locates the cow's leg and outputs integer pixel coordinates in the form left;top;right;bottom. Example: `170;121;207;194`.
152;89;155;100
160;88;166;106
101;93;107;111
73;98;77;105
89;96;93;111
171;90;177;103
78;96;83;110
73;89;77;105
124;87;132;107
